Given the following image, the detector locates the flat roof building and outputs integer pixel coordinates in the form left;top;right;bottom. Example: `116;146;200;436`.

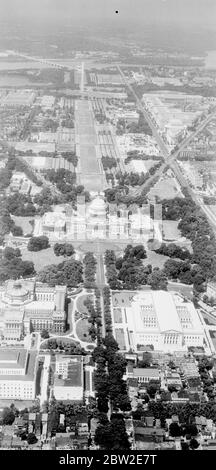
126;367;160;383
0;347;37;400
53;355;84;401
111;290;205;353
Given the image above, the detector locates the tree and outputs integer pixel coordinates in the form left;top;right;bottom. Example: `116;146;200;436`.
168;385;178;393
155;243;191;261
0;248;35;282
27;236;50;252
169;422;182;438
189;438;200;450
147;381;159;399
83;252;97;288
182;424;198;437
138;352;152;368
41;329;49;339
94;422;114;449
54;243;75;257
181;442;189;450
2;407;15;425
27;433;38;445
37;259;83;287
148;268;168;290
95;415;130;450
11;225;23;237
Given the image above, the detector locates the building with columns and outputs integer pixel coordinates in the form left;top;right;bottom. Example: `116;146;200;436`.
111;290;205;353
0;280;67;342
36;195;161;244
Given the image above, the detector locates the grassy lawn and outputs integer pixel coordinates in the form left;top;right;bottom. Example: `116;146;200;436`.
162;220;192;251
112;291;136;307
162;220;181;241
148;177;183;200
11;216;34;236
202;312;216;326
76;294;93;314
21;246;66;272
167;282;193;300
143;250;169;269
78;240;121;254
76;318;94;343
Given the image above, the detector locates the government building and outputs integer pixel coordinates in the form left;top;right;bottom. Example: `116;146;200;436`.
0;347;37;400
111;290;206;353
52;355;84;401
0;279;67;342
34;195;162;243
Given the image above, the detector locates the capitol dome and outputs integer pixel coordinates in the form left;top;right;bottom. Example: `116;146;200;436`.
87;196;107;218
5;280;29;304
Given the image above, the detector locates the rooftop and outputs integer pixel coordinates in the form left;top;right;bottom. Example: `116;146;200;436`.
54;356;83;388
0;349;37;381
0;348;27;369
133;368;160;378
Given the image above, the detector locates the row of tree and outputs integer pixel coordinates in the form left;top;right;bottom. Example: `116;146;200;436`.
163;259;206;292
104;250;121;290
42;338;86;355
147;401;216;426
101;156;117;171
103;286;113;335
62;152;77;166
0;202;24;238
154;242;191;261
84;292;102;342
83;252;97;289
0;152;42;193
115;163;162;188
93;334;131;414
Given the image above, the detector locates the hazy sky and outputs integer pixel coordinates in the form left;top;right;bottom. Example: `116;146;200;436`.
0;0;215;28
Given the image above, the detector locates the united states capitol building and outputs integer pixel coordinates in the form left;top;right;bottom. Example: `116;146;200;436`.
0;279;67;342
34;195;162;243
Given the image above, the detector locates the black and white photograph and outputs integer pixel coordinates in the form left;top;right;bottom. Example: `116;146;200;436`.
0;0;215;464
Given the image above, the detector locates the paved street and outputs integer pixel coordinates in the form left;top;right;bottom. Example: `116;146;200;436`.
39;353;51;407
117;64;216;233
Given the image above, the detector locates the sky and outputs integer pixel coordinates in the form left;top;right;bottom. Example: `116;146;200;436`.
0;0;215;28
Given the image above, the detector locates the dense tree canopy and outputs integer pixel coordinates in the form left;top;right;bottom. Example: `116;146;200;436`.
2;407;16;425
95;414;130;450
0;247;35;282
162;197;216;285
147;267;168;290
37;259;83;287
27;236;50;252
83;252;97;288
53;243;75;257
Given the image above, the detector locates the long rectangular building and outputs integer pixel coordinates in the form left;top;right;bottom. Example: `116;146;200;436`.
111;290;205;353
0;348;37;400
